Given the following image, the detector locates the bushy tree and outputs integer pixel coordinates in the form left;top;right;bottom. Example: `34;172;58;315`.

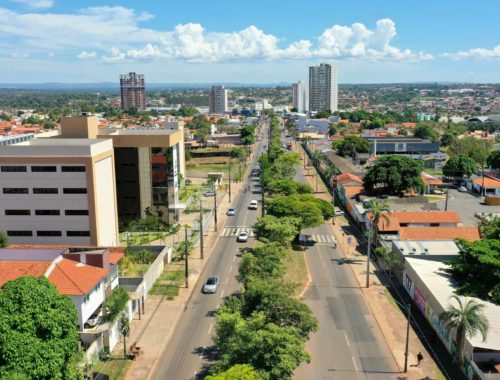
266;180;313;196
333;136;371;159
442;155;477;179
0;230;8;248
487;150;500;169
206;364;262;380
363;155;424;195
253;216;299;245
413;123;439;142
0;276;80;379
238;244;286;285
480;216;500;240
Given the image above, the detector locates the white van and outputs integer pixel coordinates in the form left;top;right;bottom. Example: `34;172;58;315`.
249;200;258;210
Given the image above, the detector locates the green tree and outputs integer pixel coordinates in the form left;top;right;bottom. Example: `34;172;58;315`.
442;155;477;180
206;364;262;380
238;244;286;286
241;125;256;145
266;179;313;196
440;131;457;147
363;155;424;195
253;215;299;245
480;216;500;239
118;313;130;358
487;150;500;169
333;136;371;159
439;295;489;363
0;276;80;379
267;195;333;229
102;287;130;322
448;239;500;304
315;110;331;118
413;123;439;142
0;231;8;247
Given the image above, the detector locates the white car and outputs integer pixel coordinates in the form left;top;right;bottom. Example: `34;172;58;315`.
227;207;236;216
202;276;220;294
84;312;102;329
334;209;344;216
249;200;258;210
458;186;468;192
237;231;249;242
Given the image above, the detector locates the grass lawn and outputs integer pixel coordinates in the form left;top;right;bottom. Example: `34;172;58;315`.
178;185;199;203
424;194;446;202
149;269;184;300
93;356;131;380
119;231;169;246
283;249;309;297
424;169;443;176
119;261;150;278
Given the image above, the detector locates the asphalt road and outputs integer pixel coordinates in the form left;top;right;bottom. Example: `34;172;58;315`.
151;124;267;380
435;188;495;226
293;152;399;379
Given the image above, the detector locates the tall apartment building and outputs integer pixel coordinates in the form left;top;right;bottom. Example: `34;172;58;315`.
208;85;228;114
120;72;146;111
292;81;309;113
0;138;119;246
309;63;338;112
59;115;186;226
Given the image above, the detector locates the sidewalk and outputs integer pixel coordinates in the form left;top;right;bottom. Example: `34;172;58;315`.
120;179;245;380
297;143;445;380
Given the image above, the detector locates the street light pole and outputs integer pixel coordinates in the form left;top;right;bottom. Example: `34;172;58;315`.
228;162;232;202
366;223;372;288
213;182;218;232
199;199;204;260
444;184;450;211
404;303;411;373
184;226;189;288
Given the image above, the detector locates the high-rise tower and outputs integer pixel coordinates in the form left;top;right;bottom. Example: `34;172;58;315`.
120;72;146;111
309;63;338;112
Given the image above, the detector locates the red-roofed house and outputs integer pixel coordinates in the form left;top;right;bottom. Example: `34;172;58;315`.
471;175;500;196
398;227;481;241
421;172;444;193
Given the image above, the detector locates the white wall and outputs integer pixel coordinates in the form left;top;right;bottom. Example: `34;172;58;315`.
72;279;105;331
138;147;152;216
94;157;118;246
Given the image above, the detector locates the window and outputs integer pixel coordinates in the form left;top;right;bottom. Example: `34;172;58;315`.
36;231;62;237
63;188;87;194
61;166;86;172
66;231;91;237
65;210;89;216
7;230;32;236
430;223;440;227
1;166;27;172
5;210;31;215
35;210;60;216
3;188;29;194
33;188;58;194
31;166;57;172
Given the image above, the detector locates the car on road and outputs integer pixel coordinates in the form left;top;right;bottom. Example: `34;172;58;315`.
251;169;260;176
249;200;258;210
237;231;249;242
202;276;219;294
227;207;236;216
334;209;344;216
204;190;215;197
457;186;468;192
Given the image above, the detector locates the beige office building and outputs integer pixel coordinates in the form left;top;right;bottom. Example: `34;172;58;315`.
0;139;119;246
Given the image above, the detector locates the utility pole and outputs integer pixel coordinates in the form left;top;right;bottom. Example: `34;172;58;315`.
261;179;265;218
184;226;189;288
332;196;336;225
228;161;232;202
404;304;411;373
366;223;372;288
444;184;450;211
199;199;204;259
213;182;218;232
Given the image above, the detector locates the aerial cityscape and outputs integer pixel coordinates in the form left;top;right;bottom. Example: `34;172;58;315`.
0;1;499;380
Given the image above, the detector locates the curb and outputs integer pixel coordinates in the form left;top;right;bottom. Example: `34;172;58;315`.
296;249;312;299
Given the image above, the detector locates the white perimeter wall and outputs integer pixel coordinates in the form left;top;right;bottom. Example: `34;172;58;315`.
94;157;118;246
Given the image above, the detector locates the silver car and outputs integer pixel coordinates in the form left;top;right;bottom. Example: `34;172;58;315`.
202;276;220;294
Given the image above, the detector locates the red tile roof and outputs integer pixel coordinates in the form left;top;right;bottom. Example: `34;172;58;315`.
473;176;500;188
47;258;108;296
399;227;481;241
421;173;444;186
378;211;462;231
0;261;50;287
336;173;363;184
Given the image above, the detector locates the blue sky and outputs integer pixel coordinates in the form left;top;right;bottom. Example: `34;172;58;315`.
0;0;499;83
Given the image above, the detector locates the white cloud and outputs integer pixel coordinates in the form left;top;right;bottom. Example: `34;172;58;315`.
77;51;97;60
10;52;30;59
9;0;54;9
442;45;500;60
0;6;432;64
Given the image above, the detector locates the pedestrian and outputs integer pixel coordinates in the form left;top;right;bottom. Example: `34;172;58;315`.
417;351;424;369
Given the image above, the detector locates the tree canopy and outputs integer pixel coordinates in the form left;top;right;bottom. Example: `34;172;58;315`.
253;216;300;246
448;239;500;304
0;231;7;248
363;155;424;195
0;276;80;379
333;136;371;159
449;137;493;168
480;216;500;240
266;179;313;197
442;154;477;179
413;123;439;142
206;364;262;380
487;150;500;169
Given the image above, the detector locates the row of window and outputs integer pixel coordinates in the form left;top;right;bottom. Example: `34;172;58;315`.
7;230;91;237
1;165;86;173
4;209;89;216
3;188;87;194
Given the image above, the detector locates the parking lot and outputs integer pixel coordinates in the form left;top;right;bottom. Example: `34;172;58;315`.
435;188;500;226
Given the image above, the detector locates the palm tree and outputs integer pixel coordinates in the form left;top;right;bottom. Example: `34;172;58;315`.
439;295;489;364
118;312;130;358
366;200;391;288
323;166;339;190
311;150;325;192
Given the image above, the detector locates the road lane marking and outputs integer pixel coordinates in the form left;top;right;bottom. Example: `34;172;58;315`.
208;324;213;334
220;290;225;298
225;277;229;285
200;347;205;359
194;371;197;378
229;264;233;272
216;303;220;309
344;333;350;346
352;356;358;372
232;256;236;262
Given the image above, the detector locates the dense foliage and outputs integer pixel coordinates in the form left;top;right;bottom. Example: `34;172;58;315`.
0;276;80;379
363;155;424;195
253;216;300;246
265;179;313;196
487;150;500;169
205;364;262;380
442;154;477;179
448;239;500;304
0;231;7;248
333;136;371;159
102;287;130;322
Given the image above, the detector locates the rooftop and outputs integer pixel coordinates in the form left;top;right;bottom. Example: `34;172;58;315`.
473;176;500;188
48;258;108;296
393;240;460;256
0;138;113;157
399;226;481;241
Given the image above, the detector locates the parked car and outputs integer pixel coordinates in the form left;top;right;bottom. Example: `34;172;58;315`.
202;276;220;294
84;312;102;329
204;190;215;197
432;189;445;195
237;231;249;242
227;207;236;216
458;186;468;192
334;209;344;216
249;200;258;210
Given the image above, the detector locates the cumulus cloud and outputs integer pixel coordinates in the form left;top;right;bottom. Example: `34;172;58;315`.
77;51;97;60
0;5;432;63
9;0;54;9
442;45;500;60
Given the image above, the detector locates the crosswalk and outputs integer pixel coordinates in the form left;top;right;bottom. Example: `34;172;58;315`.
221;226;255;237
309;234;337;245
